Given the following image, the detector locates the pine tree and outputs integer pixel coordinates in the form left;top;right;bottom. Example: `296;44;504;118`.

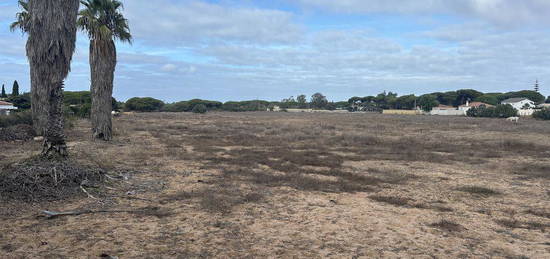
12;80;19;96
1;84;7;98
535;80;540;92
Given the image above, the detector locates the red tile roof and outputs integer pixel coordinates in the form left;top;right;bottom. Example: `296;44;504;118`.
459;102;493;108
0;101;14;106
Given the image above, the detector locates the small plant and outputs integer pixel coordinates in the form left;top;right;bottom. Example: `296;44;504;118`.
192;104;208;114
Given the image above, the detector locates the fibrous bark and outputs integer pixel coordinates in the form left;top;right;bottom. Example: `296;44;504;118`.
26;0;80;158
90;38;116;141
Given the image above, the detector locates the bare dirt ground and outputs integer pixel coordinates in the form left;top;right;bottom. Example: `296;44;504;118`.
1;112;549;258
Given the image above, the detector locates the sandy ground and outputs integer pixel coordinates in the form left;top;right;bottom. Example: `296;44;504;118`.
1;112;549;258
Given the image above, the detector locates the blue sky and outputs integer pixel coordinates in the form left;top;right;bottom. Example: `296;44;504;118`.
1;0;550;102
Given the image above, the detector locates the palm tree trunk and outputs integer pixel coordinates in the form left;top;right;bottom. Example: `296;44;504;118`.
26;0;79;158
30;65;48;136
90;38;116;141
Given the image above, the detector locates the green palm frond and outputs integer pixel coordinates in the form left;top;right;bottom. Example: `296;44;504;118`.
77;0;132;43
10;0;30;33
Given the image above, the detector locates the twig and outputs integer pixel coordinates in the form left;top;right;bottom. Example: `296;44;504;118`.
80;185;97;199
40;209;133;219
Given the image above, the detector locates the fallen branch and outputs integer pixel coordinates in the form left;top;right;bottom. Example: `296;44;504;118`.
40;209;134;219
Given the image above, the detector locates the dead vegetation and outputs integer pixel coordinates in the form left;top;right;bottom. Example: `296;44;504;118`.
0;112;549;257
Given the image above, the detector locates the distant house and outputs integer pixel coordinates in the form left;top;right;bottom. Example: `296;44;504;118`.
501;98;535;110
458;101;493;113
0;101;17;115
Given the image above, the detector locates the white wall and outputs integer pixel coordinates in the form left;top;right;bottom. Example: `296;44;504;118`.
429;109;465;116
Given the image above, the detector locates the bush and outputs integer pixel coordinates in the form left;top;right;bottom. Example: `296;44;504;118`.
0;110;33;128
163;99;222;112
192;104;207;114
125;97;164;112
7;93;31;110
467;104;517;118
533;108;550;120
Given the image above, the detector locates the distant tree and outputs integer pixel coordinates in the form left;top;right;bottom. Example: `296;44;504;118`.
0;85;6;98
8;93;31;110
456;89;483;106
394;94;416;110
296;94;307;108
418;94;439;112
125;97;164;112
432;91;458;106
546;96;550;103
192;104;207;114
474;93;501;106
374;91;398;109
310;93;328;109
11;80;20;96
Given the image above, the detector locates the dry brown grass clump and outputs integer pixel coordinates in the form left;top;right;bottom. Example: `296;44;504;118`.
430;220;465;232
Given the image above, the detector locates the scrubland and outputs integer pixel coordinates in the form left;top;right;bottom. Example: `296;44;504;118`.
1;112;549;258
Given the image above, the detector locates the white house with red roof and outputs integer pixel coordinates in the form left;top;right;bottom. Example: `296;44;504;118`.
0;101;17;115
458;101;494;113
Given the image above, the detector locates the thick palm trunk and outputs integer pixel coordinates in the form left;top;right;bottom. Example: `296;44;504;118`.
30;65;48;135
26;0;79;158
90;38;116;141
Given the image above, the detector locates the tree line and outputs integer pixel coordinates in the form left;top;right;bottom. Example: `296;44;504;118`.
348;89;549;112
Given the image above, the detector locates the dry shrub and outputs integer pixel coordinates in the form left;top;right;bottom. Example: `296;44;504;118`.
0;124;35;142
0;157;105;202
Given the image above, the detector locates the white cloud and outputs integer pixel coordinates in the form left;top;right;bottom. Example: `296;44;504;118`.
296;0;550;26
124;0;304;45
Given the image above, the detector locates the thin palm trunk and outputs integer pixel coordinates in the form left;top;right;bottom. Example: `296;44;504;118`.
26;0;79;158
90;38;116;141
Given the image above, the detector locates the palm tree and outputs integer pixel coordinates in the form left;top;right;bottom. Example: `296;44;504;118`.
10;0;49;136
26;0;80;157
78;0;131;141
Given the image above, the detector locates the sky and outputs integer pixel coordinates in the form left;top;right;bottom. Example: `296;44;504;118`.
1;0;550;102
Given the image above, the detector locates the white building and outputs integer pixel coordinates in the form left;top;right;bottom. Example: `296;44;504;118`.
501;98;535;110
0;101;17;115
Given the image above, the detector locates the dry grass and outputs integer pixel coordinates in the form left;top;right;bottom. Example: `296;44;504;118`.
1;112;549;258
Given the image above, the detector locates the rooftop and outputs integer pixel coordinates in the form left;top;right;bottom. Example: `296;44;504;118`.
0;101;14;106
502;98;529;103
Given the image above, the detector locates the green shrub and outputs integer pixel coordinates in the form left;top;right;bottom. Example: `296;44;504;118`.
192;104;208;114
467;104;517;118
125;97;164;112
0;110;33;128
533;108;550;120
